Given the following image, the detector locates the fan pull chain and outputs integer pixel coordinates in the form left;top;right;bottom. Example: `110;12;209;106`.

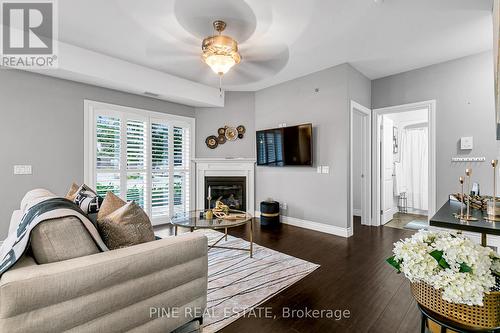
219;74;223;97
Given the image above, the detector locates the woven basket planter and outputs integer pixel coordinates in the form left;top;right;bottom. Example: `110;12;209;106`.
411;281;500;330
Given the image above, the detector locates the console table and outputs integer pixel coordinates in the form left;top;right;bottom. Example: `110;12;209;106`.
430;200;500;246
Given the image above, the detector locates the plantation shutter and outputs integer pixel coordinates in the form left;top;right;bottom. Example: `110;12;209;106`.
95;115;121;197
151;122;169;219
88;102;193;225
126;119;148;210
173;125;190;216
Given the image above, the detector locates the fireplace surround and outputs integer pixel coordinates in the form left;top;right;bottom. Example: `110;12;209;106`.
194;158;255;214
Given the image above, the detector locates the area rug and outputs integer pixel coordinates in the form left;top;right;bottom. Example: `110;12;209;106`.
157;229;320;333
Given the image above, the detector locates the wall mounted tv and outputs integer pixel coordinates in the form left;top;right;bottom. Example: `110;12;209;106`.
256;123;313;166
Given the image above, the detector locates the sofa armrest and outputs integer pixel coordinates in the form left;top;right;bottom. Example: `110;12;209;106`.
0;233;208;332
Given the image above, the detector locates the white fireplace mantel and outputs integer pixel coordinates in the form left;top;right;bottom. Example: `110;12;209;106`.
193;158;256;213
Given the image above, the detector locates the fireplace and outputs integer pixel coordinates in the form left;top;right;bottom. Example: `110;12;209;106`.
194;158;255;214
205;176;246;211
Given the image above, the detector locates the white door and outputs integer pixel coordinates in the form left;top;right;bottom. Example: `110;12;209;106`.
381;116;395;224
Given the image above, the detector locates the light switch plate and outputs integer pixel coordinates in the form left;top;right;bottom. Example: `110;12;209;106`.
317;166;322;174
322;166;330;174
460;137;473;150
14;165;32;175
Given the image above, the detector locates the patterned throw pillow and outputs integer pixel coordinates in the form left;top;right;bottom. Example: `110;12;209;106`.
97;201;155;250
74;184;103;214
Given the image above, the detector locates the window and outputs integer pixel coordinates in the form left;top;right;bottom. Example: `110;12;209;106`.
84;100;194;225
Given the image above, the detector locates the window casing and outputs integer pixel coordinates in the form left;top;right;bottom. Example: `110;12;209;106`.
84;100;194;225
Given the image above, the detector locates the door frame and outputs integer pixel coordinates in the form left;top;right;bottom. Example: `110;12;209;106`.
349;101;372;229
372;100;437;227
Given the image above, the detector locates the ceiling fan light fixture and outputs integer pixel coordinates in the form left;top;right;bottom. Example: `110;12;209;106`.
204;54;236;75
201;20;241;76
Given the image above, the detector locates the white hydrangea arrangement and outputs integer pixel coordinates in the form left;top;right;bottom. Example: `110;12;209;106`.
387;230;500;306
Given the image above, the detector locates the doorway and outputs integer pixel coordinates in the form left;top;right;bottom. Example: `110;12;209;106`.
350;101;371;231
373;100;436;229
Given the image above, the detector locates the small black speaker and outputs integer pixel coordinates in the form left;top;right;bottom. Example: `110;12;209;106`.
260;201;280;227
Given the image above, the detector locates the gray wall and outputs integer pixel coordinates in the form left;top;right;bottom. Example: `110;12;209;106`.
0;69;194;239
255;64;370;229
195;92;255;158
372;51;499;209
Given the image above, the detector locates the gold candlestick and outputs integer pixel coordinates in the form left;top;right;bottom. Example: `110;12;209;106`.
464;168;478;221
459;176;465;219
486;160;500;221
493;160;498;202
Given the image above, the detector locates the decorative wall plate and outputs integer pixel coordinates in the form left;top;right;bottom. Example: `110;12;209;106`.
237;125;246;134
205;135;218;149
218;127;226;135
238;133;244;139
225;127;238;141
217;135;227;144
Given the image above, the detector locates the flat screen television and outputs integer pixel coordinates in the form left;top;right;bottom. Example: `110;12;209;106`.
256;123;313;166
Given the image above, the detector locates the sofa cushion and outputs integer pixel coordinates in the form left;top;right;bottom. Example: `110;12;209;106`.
97;201;155;250
31;216;100;264
74;184;103;214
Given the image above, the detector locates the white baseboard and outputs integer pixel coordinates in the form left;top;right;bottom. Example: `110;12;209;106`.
353;209;362;217
255;211;353;238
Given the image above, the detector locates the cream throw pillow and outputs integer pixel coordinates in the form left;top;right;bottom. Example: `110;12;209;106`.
65;182;80;201
97;199;155;250
97;191;126;220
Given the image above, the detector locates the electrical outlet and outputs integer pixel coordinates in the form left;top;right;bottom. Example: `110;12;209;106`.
281;202;288;210
14;165;32;175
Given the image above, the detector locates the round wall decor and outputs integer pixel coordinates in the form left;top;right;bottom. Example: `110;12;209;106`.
217;127;226;135
217;135;227;144
237;125;246;134
225;127;238;141
205;135;218;149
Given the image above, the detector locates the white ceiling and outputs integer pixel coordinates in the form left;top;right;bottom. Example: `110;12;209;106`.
59;0;493;91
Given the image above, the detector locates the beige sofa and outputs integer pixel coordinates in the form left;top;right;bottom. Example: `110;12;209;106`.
0;195;208;333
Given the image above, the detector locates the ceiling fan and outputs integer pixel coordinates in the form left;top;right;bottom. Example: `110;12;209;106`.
145;16;289;91
201;20;242;94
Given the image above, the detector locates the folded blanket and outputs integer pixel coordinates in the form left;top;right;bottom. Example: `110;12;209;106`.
0;196;108;276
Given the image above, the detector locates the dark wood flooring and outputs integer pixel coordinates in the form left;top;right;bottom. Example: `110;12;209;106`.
156;218;421;332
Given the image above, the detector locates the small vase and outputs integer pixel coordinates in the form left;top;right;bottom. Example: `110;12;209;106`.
487;199;500;221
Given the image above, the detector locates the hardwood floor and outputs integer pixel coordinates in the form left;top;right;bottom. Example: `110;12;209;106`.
156;218;421;332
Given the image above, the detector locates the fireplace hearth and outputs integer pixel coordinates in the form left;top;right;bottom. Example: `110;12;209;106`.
205;176;246;211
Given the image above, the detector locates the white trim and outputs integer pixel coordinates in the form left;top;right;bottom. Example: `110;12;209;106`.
353;208;362;217
350;101;372;229
372;100;436;227
382;207;398;224
255;211;353;238
84;99;195;225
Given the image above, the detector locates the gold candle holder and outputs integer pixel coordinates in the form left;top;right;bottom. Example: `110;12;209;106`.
459;176;465;219
463;168;478;221
486;160;500;222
